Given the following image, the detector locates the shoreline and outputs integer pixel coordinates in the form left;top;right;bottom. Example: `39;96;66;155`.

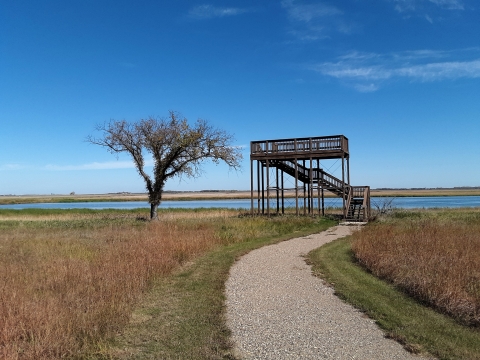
1;188;480;205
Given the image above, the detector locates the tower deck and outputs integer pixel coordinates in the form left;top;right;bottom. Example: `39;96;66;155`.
250;135;349;161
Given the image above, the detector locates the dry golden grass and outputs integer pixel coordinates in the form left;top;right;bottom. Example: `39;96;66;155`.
352;209;480;327
0;210;241;359
2;187;480;205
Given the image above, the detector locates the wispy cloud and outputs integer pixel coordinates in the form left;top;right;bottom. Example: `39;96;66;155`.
392;0;465;12
310;49;480;91
1;161;138;171
188;5;251;19
44;158;155;171
45;161;136;171
282;0;341;22
0;163;25;171
393;0;416;12
428;0;464;10
281;0;351;41
353;83;380;93
396;60;480;80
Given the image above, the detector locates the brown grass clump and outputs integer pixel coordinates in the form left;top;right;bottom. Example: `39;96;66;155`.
0;214;226;359
352;210;480;327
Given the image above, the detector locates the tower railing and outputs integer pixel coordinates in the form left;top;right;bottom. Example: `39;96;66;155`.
251;135;348;158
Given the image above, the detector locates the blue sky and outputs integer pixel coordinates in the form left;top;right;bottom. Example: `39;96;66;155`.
1;0;479;195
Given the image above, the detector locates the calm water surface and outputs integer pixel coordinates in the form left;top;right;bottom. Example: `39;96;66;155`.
1;196;480;210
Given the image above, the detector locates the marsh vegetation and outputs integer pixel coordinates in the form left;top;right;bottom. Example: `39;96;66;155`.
0;208;333;359
353;208;480;327
310;208;480;359
2;207;479;359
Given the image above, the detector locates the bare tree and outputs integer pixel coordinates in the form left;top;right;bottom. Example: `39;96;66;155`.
87;111;242;220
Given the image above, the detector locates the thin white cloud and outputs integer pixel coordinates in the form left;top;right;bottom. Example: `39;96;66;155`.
354;83;380;93
45;161;136;171
319;59;480;80
392;0;465;12
397;60;480;80
310;49;480;91
282;0;341;22
393;0;417;12
188;5;250;19
44;158;156;171
319;65;391;80
0;163;25;171
428;0;464;10
281;0;350;41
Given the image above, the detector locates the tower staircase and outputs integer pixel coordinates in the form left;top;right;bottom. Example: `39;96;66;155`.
264;159;370;221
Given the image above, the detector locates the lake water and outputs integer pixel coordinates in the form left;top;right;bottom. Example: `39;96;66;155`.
1;196;480;210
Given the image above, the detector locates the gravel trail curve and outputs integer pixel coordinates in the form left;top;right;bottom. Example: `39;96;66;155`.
225;225;426;359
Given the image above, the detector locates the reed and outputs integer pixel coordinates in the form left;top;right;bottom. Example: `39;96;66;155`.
352;209;480;327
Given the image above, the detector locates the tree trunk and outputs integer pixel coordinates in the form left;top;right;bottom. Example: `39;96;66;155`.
150;203;159;220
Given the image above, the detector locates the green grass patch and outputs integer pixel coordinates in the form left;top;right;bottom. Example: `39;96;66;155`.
308;236;480;360
109;216;336;359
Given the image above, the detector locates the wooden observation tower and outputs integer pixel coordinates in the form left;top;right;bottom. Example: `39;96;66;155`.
250;135;370;221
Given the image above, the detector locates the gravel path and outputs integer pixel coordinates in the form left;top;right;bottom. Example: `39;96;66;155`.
225;225;426;359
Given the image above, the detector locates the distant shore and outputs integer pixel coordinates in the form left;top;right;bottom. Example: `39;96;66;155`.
1;188;480;205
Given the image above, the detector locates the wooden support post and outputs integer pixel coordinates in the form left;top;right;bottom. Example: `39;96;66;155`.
294;139;298;215
295;158;299;216
276;166;279;215
308;138;315;216
266;158;270;216
317;161;321;216
342;155;346;219
250;159;254;215
346;156;350;186
308;157;314;215
261;162;265;215
321;166;325;217
307;182;311;215
257;160;261;215
303;159;306;216
281;170;285;215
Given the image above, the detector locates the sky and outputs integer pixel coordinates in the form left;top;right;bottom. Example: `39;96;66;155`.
1;0;479;195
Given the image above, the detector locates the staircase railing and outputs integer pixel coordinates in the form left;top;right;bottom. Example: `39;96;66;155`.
362;186;371;220
345;186;353;218
263;159;370;221
273;160;345;196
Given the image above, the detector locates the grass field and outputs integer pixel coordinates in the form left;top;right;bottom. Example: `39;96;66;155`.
3;206;480;359
0;208;334;359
